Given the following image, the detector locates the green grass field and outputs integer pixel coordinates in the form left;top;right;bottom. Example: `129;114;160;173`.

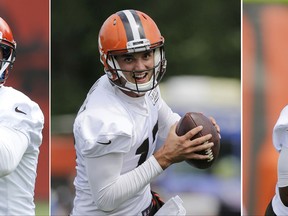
36;200;49;216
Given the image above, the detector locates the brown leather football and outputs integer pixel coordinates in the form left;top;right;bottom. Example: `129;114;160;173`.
175;112;220;169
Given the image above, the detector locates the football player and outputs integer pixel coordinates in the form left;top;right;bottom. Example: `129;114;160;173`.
71;9;220;216
265;105;288;216
0;17;44;215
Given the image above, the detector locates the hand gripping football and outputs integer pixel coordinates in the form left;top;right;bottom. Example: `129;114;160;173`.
176;112;220;169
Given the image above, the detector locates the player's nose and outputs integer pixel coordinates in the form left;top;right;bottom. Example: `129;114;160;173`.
134;59;147;71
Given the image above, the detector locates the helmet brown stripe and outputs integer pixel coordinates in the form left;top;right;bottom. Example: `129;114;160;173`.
117;10;145;42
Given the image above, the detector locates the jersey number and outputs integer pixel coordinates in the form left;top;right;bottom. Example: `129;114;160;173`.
136;121;158;167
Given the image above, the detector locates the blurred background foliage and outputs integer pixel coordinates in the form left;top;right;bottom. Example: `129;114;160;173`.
52;0;240;115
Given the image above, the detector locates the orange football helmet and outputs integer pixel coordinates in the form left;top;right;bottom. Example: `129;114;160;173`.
98;9;166;93
0;17;16;84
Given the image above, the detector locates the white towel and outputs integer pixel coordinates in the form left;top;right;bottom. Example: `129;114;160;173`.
155;195;186;216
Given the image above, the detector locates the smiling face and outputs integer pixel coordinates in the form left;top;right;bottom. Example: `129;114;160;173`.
116;50;154;85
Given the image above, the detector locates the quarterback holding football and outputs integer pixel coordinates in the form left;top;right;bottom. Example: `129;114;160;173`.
71;9;220;216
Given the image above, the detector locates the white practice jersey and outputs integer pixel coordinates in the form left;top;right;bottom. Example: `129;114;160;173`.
0;86;44;215
272;105;288;215
72;75;180;215
273;105;288;151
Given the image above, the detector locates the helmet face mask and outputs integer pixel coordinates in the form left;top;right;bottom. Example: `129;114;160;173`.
0;17;16;85
98;10;167;94
106;45;166;93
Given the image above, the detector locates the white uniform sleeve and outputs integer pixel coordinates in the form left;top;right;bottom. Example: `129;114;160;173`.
278;146;288;187
85;153;163;211
158;97;181;139
75;110;133;158
273;105;288;151
0;125;29;177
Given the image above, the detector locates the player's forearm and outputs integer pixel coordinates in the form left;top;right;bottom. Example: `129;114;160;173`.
86;154;163;211
100;156;162;211
0;126;28;177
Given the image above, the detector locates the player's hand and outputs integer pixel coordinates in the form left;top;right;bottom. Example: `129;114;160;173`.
209;116;221;139
154;123;214;170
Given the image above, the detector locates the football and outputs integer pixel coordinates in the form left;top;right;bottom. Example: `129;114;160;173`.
175;112;220;169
